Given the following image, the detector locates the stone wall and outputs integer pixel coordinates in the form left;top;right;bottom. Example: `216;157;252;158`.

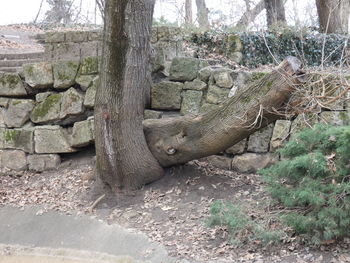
0;54;348;173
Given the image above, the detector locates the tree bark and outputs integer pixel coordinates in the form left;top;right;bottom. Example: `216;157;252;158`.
315;0;350;33
236;0;265;29
185;0;193;25
195;0;210;30
144;57;304;167
264;0;286;27
94;0;164;190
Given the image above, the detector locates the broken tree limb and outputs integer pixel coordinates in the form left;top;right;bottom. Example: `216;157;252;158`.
144;56;305;167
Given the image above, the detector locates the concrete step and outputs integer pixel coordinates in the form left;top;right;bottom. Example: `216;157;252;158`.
0;51;44;60
0;58;43;67
0;66;22;73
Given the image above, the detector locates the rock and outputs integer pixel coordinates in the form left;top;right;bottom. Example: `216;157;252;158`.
247;124;274;153
71;120;94;147
151;81;183;110
228;86;238;97
206;85;230;104
290;114;318;140
225;138;247;155
0;98;9;108
270;120;292;152
37;92;56;103
198;66;213;82
213;69;234;88
53;60;80;89
4;99;35;128
88;116;95;140
199;102;218;113
184;79;207;91
34;126;76;153
59;88;84;120
0;73;27;96
23;62;53;89
27;154;61;172
180;90;202;115
0;109;5;127
83;78;98;108
76;75;95;91
231;153;278;173
0;128;34;153
30;93;62;124
79;56;99;75
200;155;232;170
144;110;163;119
169;57;199;81
0;150;27;170
319;111;347;126
232;71;252;88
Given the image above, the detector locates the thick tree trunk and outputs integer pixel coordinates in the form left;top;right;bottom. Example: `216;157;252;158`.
264;0;286;27
195;0;210;30
94;0;164;190
236;0;265;29
144;57;304;167
185;0;193;25
316;0;350;33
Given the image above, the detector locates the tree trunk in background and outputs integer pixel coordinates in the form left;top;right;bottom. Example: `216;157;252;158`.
316;0;350;33
236;0;265;29
94;0;164;190
144;57;304;167
185;0;193;25
264;0;286;27
195;0;210;30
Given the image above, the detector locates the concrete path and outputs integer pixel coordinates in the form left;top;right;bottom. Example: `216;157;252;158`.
0;206;185;263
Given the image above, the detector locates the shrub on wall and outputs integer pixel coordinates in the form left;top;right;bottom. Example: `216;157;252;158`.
259;124;350;244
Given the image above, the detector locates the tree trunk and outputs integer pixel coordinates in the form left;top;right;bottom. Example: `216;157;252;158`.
94;0;164;190
185;0;193;25
236;0;265;29
144;57;304;167
315;0;350;33
195;0;210;30
264;0;286;27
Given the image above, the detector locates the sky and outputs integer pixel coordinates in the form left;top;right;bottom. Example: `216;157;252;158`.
0;0;319;29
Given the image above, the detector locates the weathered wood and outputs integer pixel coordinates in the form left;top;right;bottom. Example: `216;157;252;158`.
144;57;304;167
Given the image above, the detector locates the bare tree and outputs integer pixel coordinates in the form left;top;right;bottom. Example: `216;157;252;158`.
196;0;210;29
96;0;105;21
44;0;74;24
315;0;350;33
185;0;193;25
264;0;286;27
236;0;265;29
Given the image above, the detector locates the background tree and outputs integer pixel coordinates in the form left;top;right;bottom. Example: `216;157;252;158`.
196;0;210;29
264;0;286;27
236;0;265;30
185;0;193;25
44;0;73;24
315;0;350;33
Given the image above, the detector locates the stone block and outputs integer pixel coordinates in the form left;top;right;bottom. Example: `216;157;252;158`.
144;110;163;119
206;85;229;104
51;43;81;61
213;69;234;88
65;31;88;42
53;60;80;89
231;153;278;173
225;138;247;155
83;81;97;108
199;102;218;113
184;79;207;91
169;57;199;81
76;75;95;91
45;32;65;43
4;99;35;128
0;98;9;108
319;111;347;126
247;123;274;153
88;31;102;41
59;88;84;120
270;120;292;152
200;155;232;170
180;90;202;115
27;154;61;172
0;73;27;96
34;126;76;154
36;92;56;103
0;128;34;153
151;81;183;110
0;150;27;171
290;114;318;140
71;120;94;147
79;56;99;75
79;41;99;58
23;62;53;89
30;93;62;124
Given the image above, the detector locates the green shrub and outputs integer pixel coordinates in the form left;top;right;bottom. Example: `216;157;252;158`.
207;200;283;246
260;124;350;244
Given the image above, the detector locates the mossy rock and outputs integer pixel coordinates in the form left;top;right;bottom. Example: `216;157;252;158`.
23;62;53;89
53;60;80;89
0;73;27;96
30;94;62;124
79;56;99;75
4;99;35;128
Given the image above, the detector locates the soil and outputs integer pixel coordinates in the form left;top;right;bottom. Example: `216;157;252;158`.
0;149;349;263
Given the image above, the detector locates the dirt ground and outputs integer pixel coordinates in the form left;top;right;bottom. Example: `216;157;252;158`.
0;149;349;263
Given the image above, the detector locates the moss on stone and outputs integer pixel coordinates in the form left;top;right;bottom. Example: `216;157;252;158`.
80;56;99;75
31;93;62;119
12;100;22;106
4;129;20;142
0;74;21;89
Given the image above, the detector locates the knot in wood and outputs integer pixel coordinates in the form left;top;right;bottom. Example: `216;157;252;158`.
166;147;176;155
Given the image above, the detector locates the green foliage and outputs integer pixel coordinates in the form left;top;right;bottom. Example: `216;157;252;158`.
190;30;350;68
260;124;350;244
207;200;283;246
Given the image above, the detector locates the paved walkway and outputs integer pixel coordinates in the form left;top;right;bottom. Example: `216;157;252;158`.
0;206;186;263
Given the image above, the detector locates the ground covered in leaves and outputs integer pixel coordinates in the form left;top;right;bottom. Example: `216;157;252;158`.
0;150;349;263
